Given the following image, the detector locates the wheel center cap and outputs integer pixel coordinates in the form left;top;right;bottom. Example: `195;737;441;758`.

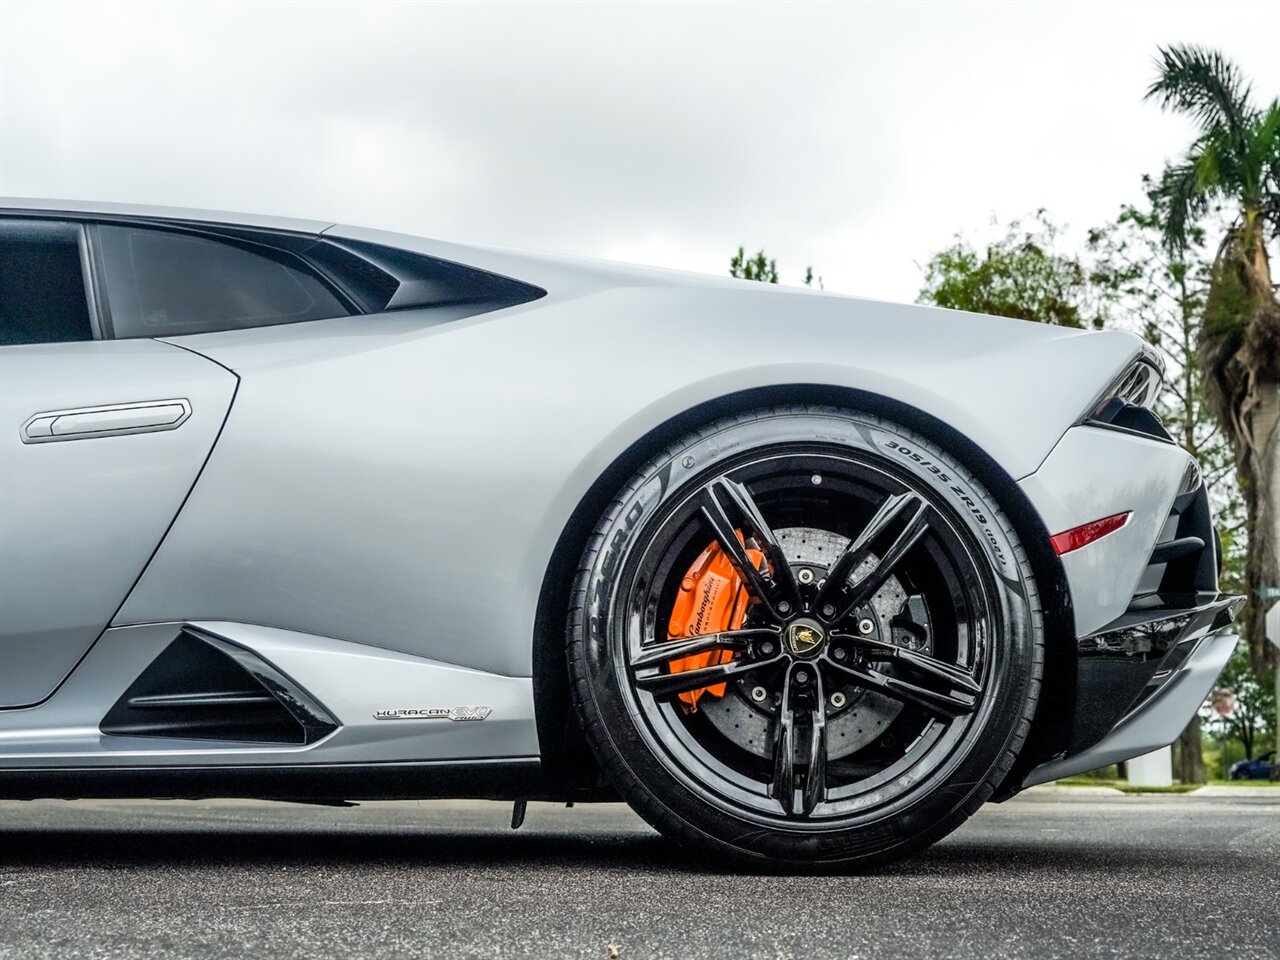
785;619;826;658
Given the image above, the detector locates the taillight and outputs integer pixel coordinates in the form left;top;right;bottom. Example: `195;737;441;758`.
1050;512;1132;556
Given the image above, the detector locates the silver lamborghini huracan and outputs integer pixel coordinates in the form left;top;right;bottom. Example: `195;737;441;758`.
0;199;1242;868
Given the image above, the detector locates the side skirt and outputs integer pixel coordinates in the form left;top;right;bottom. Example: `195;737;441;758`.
0;758;551;802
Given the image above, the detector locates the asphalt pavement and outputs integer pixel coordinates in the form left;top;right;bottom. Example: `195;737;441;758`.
0;788;1276;960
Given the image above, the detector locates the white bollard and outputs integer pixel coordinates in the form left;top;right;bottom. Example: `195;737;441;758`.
1126;745;1173;787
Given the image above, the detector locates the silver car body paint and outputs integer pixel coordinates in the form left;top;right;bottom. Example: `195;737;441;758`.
114;297;1145;679
0;199;1232;783
1018;425;1196;637
0;338;235;706
1;196;332;236
0;622;538;766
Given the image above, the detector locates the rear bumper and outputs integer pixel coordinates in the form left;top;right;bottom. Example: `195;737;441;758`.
1024;593;1242;786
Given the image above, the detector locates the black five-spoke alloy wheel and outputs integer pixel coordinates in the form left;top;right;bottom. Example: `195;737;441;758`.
569;406;1043;868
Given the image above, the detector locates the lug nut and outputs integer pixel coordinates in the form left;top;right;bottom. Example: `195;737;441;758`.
759;641;776;657
797;569;814;585
821;604;836;618
751;686;768;703
795;669;810;685
778;601;792;615
830;691;847;709
832;646;848;662
858;618;875;635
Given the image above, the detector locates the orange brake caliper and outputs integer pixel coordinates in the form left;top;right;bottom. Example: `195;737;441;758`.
666;533;766;712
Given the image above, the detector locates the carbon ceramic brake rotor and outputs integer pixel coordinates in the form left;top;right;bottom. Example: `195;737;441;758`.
701;526;931;761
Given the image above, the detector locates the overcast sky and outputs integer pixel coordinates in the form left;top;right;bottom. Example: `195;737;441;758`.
2;0;1278;302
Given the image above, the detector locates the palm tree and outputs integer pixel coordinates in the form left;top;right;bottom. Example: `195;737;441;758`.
1147;45;1280;679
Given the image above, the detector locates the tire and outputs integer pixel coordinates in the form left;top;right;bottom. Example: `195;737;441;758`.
567;405;1043;869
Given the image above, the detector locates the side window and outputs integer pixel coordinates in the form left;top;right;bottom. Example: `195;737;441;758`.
96;225;351;338
0;220;95;345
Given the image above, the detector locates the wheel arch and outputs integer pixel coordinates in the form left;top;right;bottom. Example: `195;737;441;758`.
531;384;1076;796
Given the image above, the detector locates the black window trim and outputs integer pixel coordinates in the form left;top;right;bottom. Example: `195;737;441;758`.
2;209;548;341
0;216;105;343
82;220;361;340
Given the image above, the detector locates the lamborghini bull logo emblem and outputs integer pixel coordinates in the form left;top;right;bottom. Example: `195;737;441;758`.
785;621;825;657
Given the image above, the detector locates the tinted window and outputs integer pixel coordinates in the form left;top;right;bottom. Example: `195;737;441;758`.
0;220;94;345
97;225;350;338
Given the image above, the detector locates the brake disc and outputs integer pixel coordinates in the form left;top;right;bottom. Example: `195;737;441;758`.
701;526;931;761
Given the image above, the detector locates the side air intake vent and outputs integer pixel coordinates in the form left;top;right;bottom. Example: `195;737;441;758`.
1130;468;1218;607
305;238;546;315
101;627;338;744
1087;397;1173;443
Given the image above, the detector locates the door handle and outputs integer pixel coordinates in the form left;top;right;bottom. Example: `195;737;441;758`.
20;399;192;444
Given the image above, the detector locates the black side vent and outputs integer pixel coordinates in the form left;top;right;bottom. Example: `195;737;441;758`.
101;628;338;744
1088;397;1173;443
1111;361;1162;406
307;238;547;315
1083;358;1171;443
1130;469;1218;607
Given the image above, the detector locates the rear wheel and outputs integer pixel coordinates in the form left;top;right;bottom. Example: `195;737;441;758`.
567;406;1043;868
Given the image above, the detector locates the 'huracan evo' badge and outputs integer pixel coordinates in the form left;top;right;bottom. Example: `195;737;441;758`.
373;706;493;721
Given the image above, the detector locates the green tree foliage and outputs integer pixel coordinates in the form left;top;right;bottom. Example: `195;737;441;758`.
1089;194;1248;783
1147;45;1280;679
918;211;1107;328
1088;195;1243;540
1203;646;1277;769
729;247;779;283
728;247;821;287
920;197;1264;780
1145;46;1280;256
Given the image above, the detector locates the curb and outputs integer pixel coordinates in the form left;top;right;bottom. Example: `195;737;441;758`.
1025;783;1280;797
1188;785;1280;797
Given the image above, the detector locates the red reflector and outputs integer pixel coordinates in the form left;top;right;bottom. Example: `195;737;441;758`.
1050;512;1132;556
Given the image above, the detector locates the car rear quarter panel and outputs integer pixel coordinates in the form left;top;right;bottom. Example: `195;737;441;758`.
114;285;1145;675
